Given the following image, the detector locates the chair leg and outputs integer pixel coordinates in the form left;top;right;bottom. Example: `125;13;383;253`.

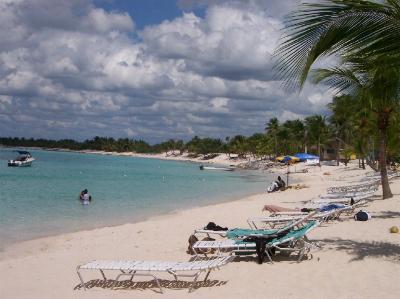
112;273;122;289
203;269;211;282
264;248;273;264
189;272;201;293
297;248;305;262
99;269;107;281
76;267;87;291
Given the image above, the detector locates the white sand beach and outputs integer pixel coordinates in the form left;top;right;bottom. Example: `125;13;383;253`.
0;161;399;299
75;150;249;167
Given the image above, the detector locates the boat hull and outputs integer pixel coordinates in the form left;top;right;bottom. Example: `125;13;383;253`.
199;166;235;171
8;158;35;167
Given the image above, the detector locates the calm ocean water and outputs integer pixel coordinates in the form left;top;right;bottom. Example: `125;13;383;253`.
0;148;271;248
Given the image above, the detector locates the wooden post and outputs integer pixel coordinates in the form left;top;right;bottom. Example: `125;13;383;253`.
286;164;290;186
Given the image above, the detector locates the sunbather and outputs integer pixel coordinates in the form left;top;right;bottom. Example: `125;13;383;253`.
267;176;286;193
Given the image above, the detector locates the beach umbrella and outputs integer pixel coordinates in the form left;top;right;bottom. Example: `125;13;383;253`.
294;153;319;161
281;156;300;163
276;156;285;162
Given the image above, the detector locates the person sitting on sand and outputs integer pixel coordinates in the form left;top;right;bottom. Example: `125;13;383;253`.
267;176;286;193
267;181;279;193
276;176;286;189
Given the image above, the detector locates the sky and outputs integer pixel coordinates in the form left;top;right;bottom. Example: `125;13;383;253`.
0;0;333;143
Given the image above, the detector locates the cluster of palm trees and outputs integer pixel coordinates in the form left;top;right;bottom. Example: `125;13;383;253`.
275;0;400;198
265;116;329;158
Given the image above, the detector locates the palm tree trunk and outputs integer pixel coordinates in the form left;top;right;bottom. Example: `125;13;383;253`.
378;113;393;199
336;138;340;166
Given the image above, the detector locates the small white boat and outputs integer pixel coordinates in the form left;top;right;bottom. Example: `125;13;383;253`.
199;165;235;171
8;151;35;167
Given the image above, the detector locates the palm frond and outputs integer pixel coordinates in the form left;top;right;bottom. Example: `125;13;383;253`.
274;0;400;90
310;66;363;94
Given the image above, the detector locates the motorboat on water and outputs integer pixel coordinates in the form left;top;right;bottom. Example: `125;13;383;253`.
199;165;235;171
8;151;35;167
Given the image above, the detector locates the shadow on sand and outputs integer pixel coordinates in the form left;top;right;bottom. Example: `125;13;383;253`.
74;278;228;293
371;211;400;219
316;238;400;263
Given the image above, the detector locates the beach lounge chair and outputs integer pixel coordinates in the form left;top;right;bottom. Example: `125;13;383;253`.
76;256;234;293
194;211;317;239
247;215;303;229
319;188;377;202
327;180;379;194
315;191;375;203
363;171;399;181
247;205;353;229
193;221;320;263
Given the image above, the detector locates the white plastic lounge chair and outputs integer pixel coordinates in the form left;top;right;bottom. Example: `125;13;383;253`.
364;171;399;180
327;180;379;194
193;221;320;263
314;191;374;203
319;188;377;200
76;256;234;293
247;215;302;229
247;206;352;229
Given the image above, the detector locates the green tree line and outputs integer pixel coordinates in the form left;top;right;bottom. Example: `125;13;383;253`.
1;100;399;164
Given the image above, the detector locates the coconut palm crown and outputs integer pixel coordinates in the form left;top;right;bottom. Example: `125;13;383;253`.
274;0;400;199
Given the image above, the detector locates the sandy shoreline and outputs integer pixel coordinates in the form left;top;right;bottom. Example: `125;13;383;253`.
0;161;399;298
3;145;276;168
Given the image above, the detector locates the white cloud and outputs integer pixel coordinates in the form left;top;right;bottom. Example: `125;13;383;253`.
0;0;332;142
124;128;137;137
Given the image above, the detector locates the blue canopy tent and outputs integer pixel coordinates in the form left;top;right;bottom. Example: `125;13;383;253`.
294;153;319;162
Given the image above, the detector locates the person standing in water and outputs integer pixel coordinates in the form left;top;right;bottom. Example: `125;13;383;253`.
80;189;91;205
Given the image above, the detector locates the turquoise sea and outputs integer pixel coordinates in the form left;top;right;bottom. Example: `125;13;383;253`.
0;148;270;248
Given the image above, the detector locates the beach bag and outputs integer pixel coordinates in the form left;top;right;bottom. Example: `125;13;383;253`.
204;222;228;231
354;211;371;221
186;234;216;255
186;234;199;255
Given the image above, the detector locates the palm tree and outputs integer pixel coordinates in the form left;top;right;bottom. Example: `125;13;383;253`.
265;117;280;157
304;115;328;158
328;95;357;165
352;100;375;169
275;0;400;199
310;55;399;198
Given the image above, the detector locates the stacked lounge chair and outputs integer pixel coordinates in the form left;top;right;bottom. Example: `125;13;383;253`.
247;176;381;230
